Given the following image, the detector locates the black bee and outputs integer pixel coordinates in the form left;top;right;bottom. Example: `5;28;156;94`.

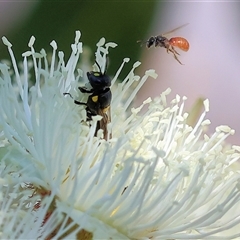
64;61;112;140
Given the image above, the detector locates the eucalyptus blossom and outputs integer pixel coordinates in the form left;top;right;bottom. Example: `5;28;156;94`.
0;31;240;239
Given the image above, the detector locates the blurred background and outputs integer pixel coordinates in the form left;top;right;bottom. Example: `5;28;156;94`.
0;1;156;78
0;1;239;144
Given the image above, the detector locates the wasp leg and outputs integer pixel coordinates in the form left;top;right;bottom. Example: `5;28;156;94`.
167;46;180;55
166;45;170;53
172;53;183;65
171;46;180;55
172;52;183;65
167;46;183;65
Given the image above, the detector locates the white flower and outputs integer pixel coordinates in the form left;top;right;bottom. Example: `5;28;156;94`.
0;31;240;239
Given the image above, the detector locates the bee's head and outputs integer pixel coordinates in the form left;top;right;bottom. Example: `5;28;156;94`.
87;61;111;90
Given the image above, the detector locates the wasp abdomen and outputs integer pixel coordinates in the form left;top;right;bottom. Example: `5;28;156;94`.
169;37;190;51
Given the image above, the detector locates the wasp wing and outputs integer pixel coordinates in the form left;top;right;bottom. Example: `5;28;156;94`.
162;23;189;36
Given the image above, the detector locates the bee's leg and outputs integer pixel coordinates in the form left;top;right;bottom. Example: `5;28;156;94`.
63;92;73;98
78;87;93;93
86;108;94;121
64;92;87;106
73;100;87;106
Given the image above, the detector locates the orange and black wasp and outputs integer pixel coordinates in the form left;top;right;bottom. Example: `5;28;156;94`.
139;23;190;64
64;61;111;140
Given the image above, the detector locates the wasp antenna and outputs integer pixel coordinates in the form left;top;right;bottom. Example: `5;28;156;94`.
137;40;143;47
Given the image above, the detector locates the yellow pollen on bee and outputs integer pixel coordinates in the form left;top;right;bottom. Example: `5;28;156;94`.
103;106;110;113
92;95;98;102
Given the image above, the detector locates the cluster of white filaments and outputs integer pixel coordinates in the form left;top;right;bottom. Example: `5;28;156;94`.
0;31;240;239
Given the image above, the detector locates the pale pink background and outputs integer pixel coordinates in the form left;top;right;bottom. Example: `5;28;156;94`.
137;2;240;144
0;2;37;36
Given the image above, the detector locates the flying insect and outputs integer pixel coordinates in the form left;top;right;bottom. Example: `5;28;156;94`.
64;60;111;140
139;24;190;65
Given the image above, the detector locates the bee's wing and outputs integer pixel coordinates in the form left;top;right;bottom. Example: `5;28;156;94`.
97;106;111;140
162;23;189;36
